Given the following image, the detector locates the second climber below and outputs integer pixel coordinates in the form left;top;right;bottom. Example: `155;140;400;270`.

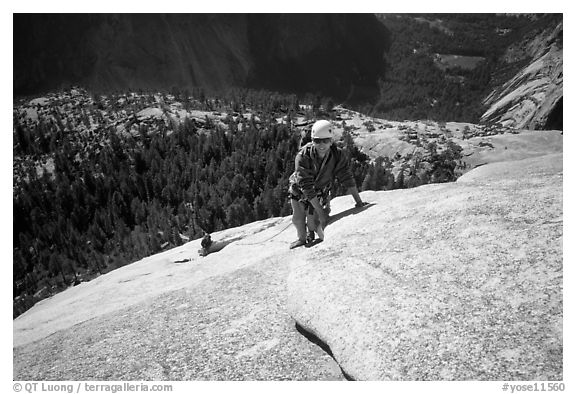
288;119;367;249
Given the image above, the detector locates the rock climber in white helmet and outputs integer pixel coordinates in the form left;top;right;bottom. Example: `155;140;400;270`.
288;119;366;249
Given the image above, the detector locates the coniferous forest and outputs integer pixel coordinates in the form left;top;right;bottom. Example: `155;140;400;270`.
13;87;463;317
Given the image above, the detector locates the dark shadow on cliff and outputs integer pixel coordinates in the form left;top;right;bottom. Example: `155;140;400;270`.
544;97;563;131
326;203;376;227
295;322;355;381
13;14;390;101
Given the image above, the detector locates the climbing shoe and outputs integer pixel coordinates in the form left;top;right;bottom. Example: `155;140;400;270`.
306;231;315;244
305;238;323;248
290;239;307;249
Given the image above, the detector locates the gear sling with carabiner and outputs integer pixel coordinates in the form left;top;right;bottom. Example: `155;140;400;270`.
288;144;335;246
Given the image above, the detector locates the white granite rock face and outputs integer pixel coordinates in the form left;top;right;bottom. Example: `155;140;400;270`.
481;22;563;130
288;153;563;380
13;217;345;380
14;145;563;381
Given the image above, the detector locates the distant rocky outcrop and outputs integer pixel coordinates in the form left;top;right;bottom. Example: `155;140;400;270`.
13;14;389;101
481;21;562;130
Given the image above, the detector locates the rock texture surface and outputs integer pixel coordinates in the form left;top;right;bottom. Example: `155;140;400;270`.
459;129;562;169
13;219;344;380
14;133;562;380
288;153;562;380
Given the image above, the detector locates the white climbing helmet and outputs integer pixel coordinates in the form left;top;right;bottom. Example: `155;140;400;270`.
311;120;333;139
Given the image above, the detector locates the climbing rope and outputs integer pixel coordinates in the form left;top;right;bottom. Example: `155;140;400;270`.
236;220;293;246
